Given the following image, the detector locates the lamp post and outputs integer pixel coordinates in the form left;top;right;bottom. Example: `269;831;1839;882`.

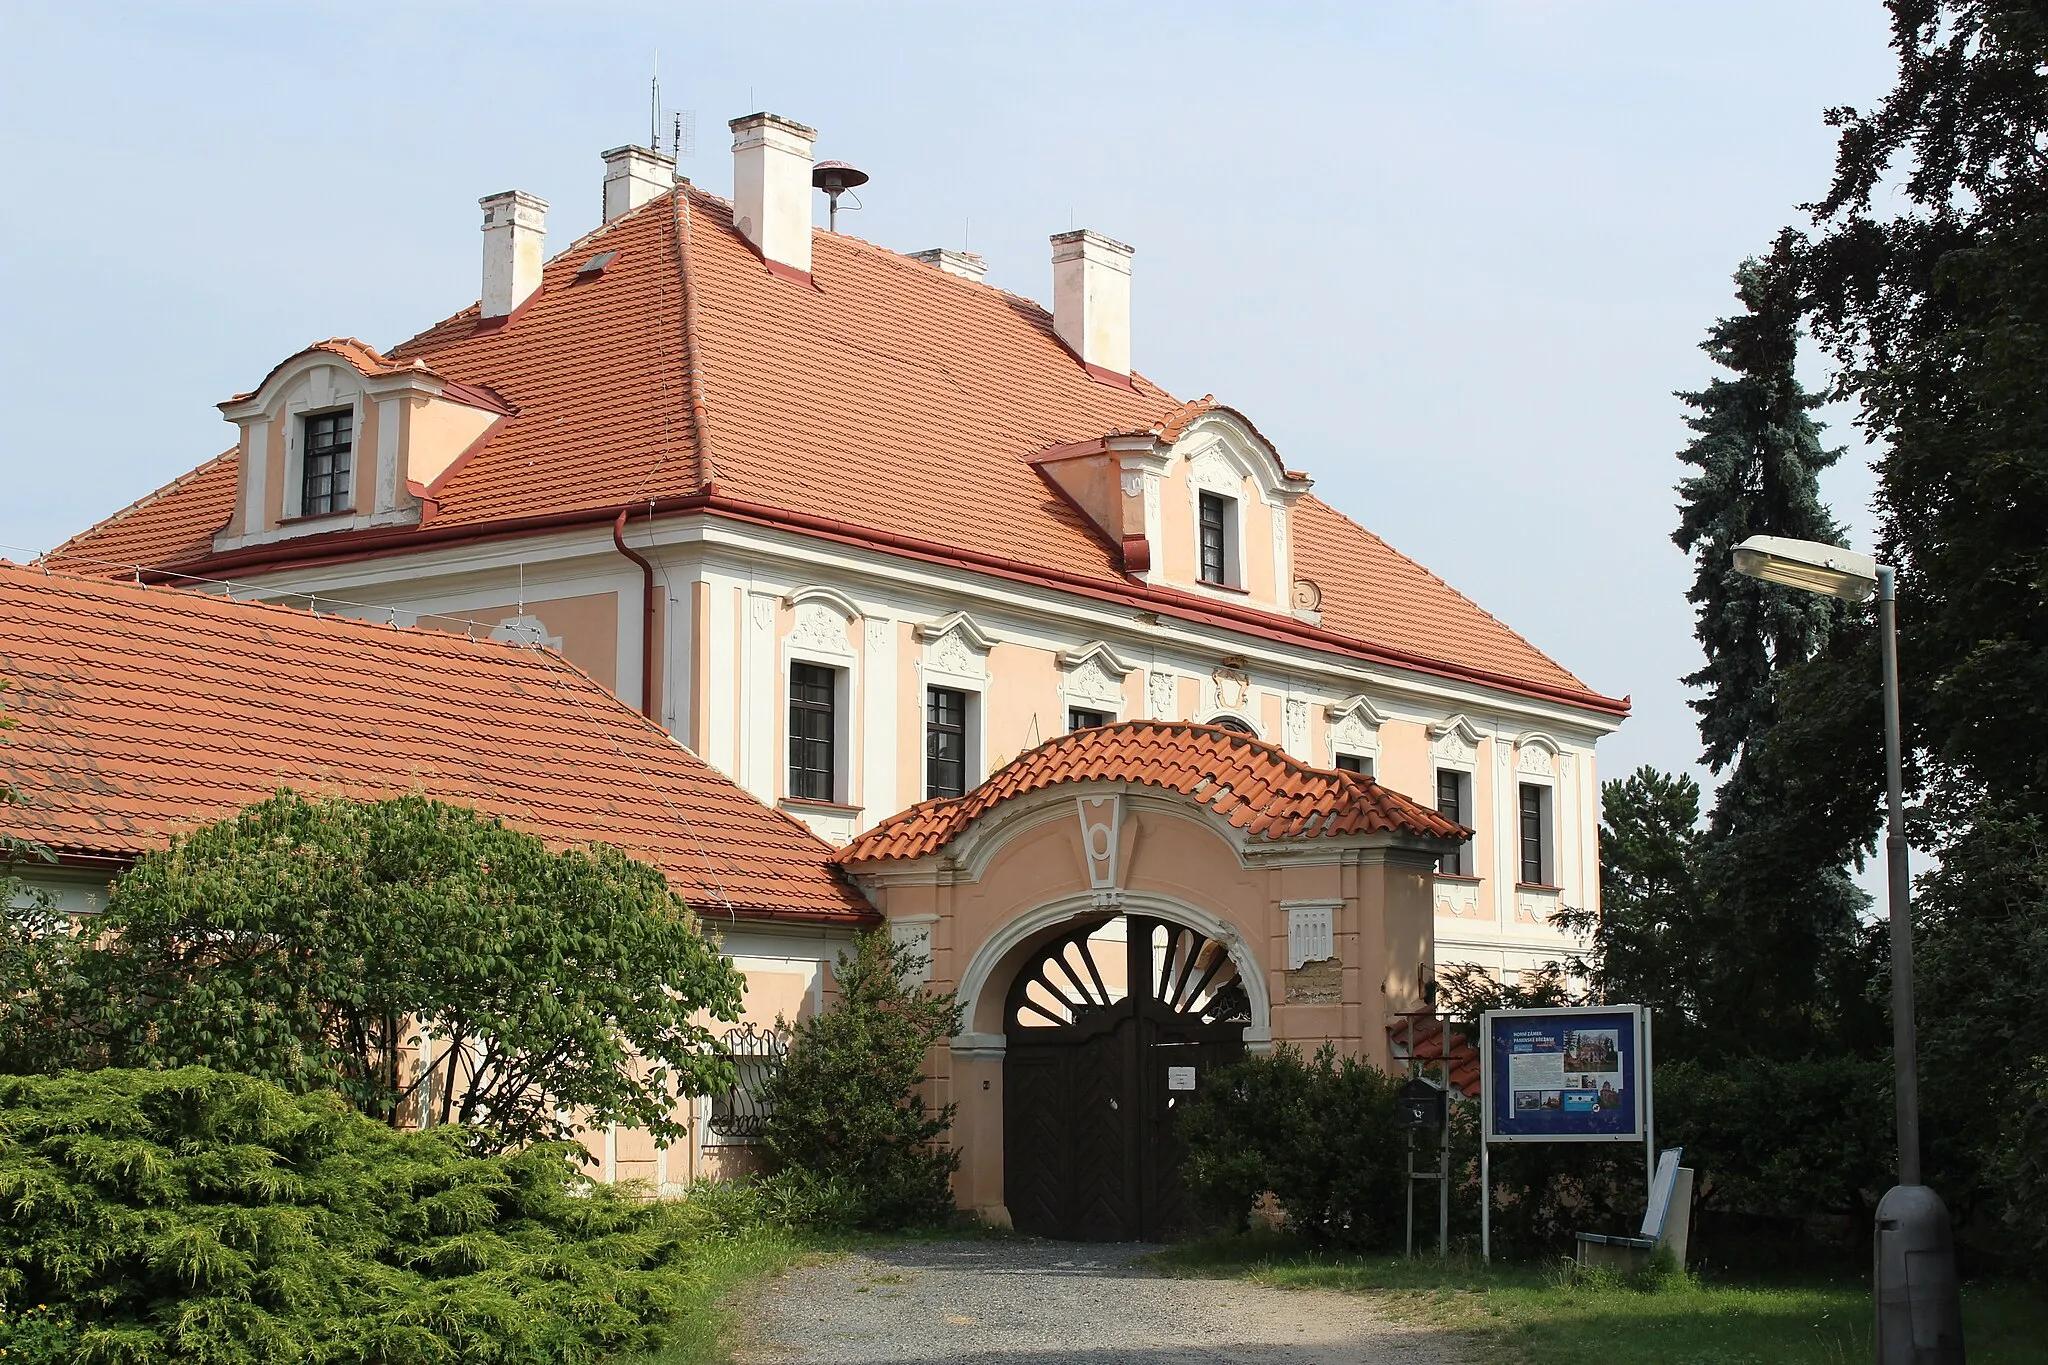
1731;535;1964;1363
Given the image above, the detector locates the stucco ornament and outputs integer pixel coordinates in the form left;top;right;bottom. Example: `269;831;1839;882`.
789;601;853;656
1284;698;1309;755
1076;794;1123;907
1066;657;1120;706
866;618;891;651
1119;470;1146;497
1148;669;1178;719
1518;745;1556;776
1210;665;1251;711
1429;715;1481;766
928;628;975;677
751;596;774;629
1188;444;1239;493
1327;696;1382;761
1058;642;1134;709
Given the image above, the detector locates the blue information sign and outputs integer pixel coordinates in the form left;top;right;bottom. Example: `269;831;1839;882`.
1482;1006;1648;1143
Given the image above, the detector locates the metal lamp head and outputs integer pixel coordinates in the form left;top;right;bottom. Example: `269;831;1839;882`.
1731;535;1880;602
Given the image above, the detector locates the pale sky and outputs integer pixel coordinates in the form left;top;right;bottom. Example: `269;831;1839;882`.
0;1;1898;802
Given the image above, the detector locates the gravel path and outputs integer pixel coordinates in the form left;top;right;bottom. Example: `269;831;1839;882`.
734;1238;1468;1364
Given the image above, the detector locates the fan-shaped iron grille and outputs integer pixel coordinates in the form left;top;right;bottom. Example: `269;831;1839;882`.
1009;916;1251;1033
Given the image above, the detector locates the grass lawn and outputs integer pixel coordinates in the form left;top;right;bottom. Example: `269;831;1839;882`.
616;1225;843;1365
1152;1235;2048;1364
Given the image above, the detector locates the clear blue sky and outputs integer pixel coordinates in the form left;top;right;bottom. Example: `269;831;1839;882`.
0;1;1898;803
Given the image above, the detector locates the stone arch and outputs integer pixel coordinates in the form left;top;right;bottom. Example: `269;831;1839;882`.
952;889;1274;1057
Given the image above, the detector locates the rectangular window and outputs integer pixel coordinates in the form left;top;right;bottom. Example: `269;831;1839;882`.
788;663;837;801
1519;783;1549;886
1198;491;1230;585
301;410;353;517
1436;769;1471;876
1334;752;1373;777
926;686;970;799
1068;707;1110;732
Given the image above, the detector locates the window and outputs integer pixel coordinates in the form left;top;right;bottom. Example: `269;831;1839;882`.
1210;715;1256;735
1519;783;1551;886
1068;707;1110;732
1334;752;1373;777
926;686;970;799
301;410;353;516
1198;490;1231;584
1436;769;1472;876
788;663;836;801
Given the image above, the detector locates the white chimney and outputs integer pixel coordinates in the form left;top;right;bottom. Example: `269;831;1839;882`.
911;248;989;283
479;190;548;319
601;145;675;222
1050;229;1133;377
729;112;817;276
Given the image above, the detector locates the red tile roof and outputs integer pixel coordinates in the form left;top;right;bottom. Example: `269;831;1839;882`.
0;563;872;925
839;719;1467;863
1389;1013;1481;1097
44;186;1618;713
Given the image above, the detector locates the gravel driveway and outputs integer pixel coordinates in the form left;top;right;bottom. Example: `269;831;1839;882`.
734;1238;1468;1364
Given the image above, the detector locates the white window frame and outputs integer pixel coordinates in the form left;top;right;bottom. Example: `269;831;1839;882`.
923;682;982;800
1434;767;1476;878
1515;779;1557;889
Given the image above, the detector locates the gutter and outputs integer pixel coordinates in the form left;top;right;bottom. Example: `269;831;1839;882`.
144;493;1629;719
611;508;660;722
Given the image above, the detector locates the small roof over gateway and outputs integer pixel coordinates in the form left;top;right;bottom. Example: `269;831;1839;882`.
0;564;872;925
839;719;1468;864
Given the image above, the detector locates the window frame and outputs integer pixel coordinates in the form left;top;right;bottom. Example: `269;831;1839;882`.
787;661;840;803
299;408;355;518
1067;707;1111;733
1517;781;1555;888
1334;752;1374;777
925;685;973;800
1197;490;1235;586
1435;768;1474;877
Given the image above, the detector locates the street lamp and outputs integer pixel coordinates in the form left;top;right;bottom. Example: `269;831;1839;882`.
1732;535;1964;1363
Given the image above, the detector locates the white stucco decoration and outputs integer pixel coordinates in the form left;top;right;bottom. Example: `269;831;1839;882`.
1284;900;1338;969
1148;669;1178;720
1058;641;1136;710
1187;444;1240;494
788;601;854;657
1429;714;1483;767
1284;698;1309;756
1076;794;1123;905
916;610;995;687
1210;665;1251;712
1325;695;1386;766
1516;731;1562;776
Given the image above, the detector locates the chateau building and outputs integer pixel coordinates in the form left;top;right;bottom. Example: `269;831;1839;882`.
30;112;1627;1235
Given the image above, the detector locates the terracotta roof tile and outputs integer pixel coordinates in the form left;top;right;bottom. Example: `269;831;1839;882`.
0;563;872;924
839;719;1466;863
1389;1013;1481;1097
47;186;1610;711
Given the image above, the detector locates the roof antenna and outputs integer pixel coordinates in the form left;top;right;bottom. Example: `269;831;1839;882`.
650;54;659;149
812;160;869;233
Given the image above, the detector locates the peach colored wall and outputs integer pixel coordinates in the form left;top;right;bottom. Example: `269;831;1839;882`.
1155;456;1280;609
422;591;621;692
983;642;1060;774
858;792;1439;1224
402;395;498;489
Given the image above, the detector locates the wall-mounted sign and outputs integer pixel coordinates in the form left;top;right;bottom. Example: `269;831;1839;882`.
1481;1006;1650;1144
1166;1066;1197;1092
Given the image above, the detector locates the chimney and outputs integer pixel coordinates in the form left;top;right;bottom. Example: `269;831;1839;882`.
479;190;548;319
601;145;675;222
729;112;817;277
911;248;989;283
1050;230;1134;378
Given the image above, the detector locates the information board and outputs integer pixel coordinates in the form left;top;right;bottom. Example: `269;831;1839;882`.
1482;1006;1648;1144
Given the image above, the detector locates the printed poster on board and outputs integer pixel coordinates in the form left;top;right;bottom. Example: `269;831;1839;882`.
1484;1007;1645;1142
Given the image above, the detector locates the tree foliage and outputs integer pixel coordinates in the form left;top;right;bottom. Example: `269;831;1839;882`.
760;930;961;1229
0;1067;723;1363
10;792;744;1152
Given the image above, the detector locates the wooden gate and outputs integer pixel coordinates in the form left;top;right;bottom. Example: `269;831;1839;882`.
1002;914;1250;1241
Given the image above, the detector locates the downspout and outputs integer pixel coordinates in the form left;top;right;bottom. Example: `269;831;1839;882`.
612;508;659;722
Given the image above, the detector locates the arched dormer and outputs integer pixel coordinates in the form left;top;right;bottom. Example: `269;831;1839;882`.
213;339;511;553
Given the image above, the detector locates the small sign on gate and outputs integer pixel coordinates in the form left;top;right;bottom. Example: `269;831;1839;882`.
1166;1066;1196;1092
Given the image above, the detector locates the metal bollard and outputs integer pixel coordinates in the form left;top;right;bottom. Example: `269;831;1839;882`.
1873;1184;1965;1363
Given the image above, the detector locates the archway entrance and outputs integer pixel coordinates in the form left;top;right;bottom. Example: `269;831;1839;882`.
1002;913;1250;1240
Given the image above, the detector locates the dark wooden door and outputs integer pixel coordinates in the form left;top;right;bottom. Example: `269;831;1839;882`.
1003;915;1249;1241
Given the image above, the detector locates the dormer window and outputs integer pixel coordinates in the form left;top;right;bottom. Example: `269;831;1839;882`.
301;410;353;516
1198;491;1234;585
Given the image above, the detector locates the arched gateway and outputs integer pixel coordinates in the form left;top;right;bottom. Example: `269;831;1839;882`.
1004;913;1250;1239
837;720;1465;1237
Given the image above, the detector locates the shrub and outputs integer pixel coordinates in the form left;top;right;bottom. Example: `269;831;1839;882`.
1177;1044;1407;1249
26;791;744;1151
0;1067;712;1363
760;931;962;1230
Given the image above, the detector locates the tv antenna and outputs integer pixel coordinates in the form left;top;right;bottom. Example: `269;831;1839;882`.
648;62;696;161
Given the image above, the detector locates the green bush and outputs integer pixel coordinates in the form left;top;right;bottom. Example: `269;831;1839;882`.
0;1067;712;1363
760;931;962;1230
1177;1044;1407;1249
